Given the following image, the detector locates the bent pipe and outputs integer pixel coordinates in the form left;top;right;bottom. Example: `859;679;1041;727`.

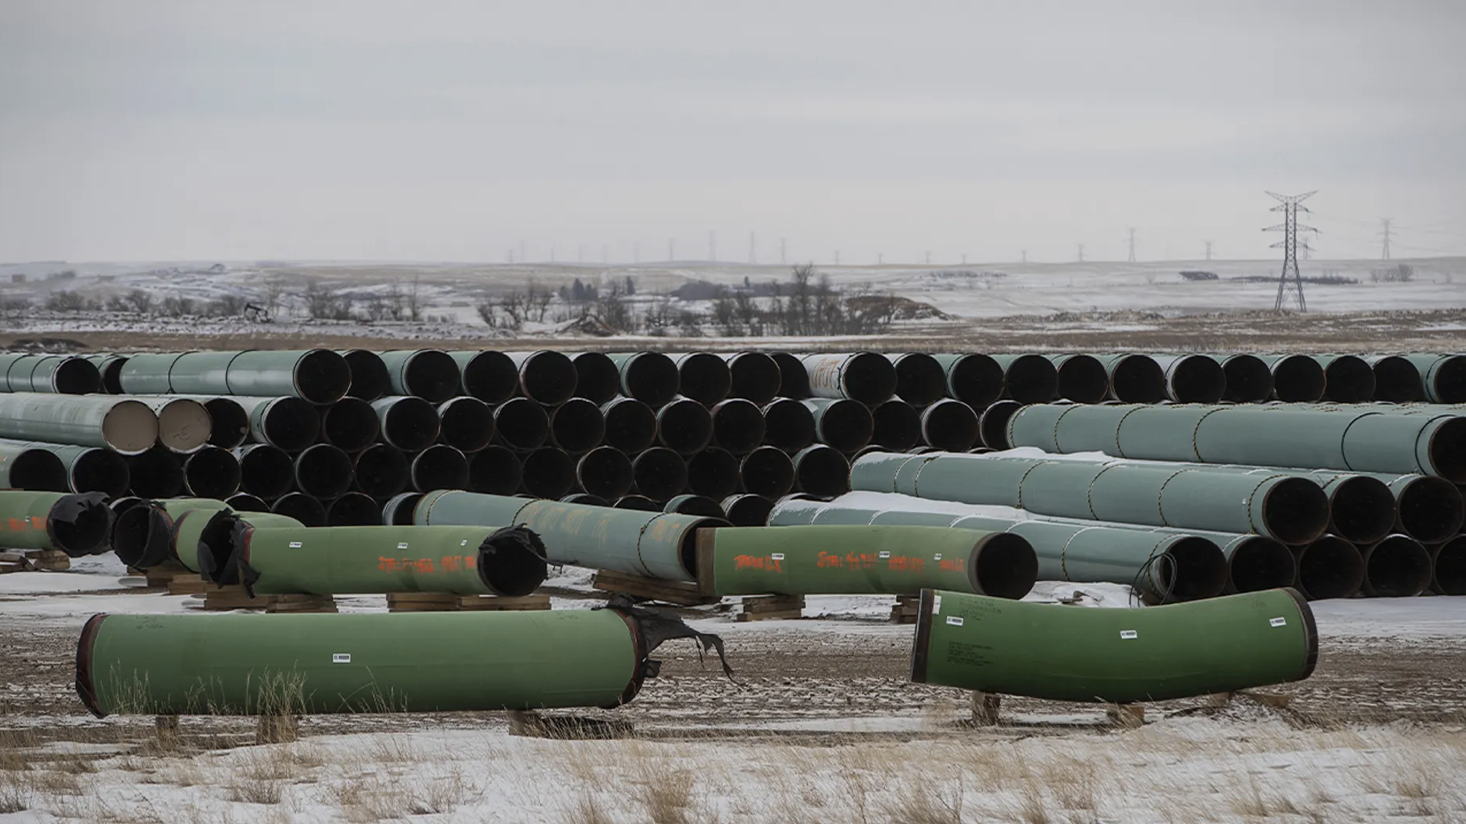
1292;535;1365;600
608;352;679;407
1262;354;1326;402
378;349;462;404
910;587;1317;705
506;350;577;407
381;492;424;526
0;395;157;455
1429;536;1466;596
761;398;816;452
600;397;657;453
341;349;391;402
450;351;518;404
1220;355;1274;403
803;398;873;453
1049;354;1109;404
1100;353;1165;404
739;446;795;499
870;399;921;451
721;494;775;527
699;525;1036;600
887;353;947;406
0;442;70;493
519;447;575;499
321;397;382;453
549;398;605;454
1360;535;1433;598
723;352;782;406
664;494;725;518
673;352;732;406
269;492;326;528
75;597;731;717
709;399;766;454
1151;354;1225;404
931;353;1003;409
372;396;440;453
294;444;354;499
325;492;385;526
414;490;728;581
770;352;811;399
437;396;495;453
234;443;296;499
632;447;687;501
687;447;739;501
0;490;111;557
1315;354;1375;403
469;446;522;496
126;447;184;499
409;445;470;493
919;399;979;452
225;493;270;513
492;397;550;451
233;396;320;453
791;444;850;498
183;446;242;499
576;446;635;501
1368;355;1423;403
802;352;898;405
570;352;621;405
614;494;661;511
656;398;714;455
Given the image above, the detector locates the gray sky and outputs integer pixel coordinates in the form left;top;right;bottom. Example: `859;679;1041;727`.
2;0;1464;264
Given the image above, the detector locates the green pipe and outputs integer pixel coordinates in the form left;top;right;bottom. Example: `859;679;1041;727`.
76;600;731;717
84;354;129;394
1405;354;1466;403
0;440;69;491
694;525;1035;598
990;354;1057;403
232;396;321;452
34;443;131;496
0;394;158;454
171;350;351;405
1096;353;1164;403
606;352;679;407
910;587;1317;704
929;354;1003;408
0;354;100;394
118;352;190;395
415;490;726;581
378;349;462;404
801;352;898;405
1256;354;1326;402
0;490;111;556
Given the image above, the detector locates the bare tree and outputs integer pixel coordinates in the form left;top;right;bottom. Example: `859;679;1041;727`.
405;276;423;321
125;289;154;314
263;279;286;317
526;279;553;323
595;281;635;333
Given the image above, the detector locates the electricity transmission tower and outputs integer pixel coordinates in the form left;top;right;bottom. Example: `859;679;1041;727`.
1204;240;1213;261
1076;243;1085;263
1265;191;1319;312
1379;218;1393;260
833;250;841;265
1127;228;1137;262
1021;249;1028;264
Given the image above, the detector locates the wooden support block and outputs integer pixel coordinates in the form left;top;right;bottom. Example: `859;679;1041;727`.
0;551;32;574
386;592;551;612
22;549;70;571
1106;703;1145;727
890;594;922;624
166;573;211;595
735;593;804;622
255;715;299;745
507;710;632;740
144;560;189;588
591;569;720;606
969;692;1002;726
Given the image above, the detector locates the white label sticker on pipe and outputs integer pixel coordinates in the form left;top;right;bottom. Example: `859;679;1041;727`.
945;616;964;626
932;595;942;615
288;541;302;548
1120;630;1138;640
397;543;409;550
332;653;351;664
1270;617;1287;627
771;552;784;561
878;551;890;559
933;553;942;561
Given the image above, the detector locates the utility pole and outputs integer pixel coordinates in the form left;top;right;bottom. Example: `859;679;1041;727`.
1379;218;1393;260
519;238;526;263
748;232;756;264
779;237;787;265
1076;243;1085;263
709;231;716;262
506;248;515;264
1126;228;1137;262
1021;249;1028;264
834;250;841;265
1204;240;1213;261
961;253;968;265
877;252;884;265
1265;190;1319;312
924;250;932;265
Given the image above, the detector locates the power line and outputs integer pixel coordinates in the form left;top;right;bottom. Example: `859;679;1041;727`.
1127;228;1137;262
1379;218;1393;261
1265;190;1319;313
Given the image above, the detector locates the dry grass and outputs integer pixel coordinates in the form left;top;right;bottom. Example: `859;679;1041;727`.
0;768;33;815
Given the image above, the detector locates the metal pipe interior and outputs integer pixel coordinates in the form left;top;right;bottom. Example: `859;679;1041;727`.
321;397;381;452
469;446;522;495
1270;355;1326;402
1226;535;1298;593
920;399;979;452
519;447;574;499
1294;535;1364;600
236;444;295;499
570;352;621;405
725;352;782;405
292;349;354;405
437;397;495;453
687;447;739;500
721;494;775;526
1431;536;1466;595
978;400;1023;450
1363;535;1432;597
201;398;249;449
761;398;815;451
550;398;605;453
675;352;732;405
1054;355;1109;404
126;448;184;498
1321;355;1375;403
225;493;271;513
656;398;713;454
632;447;687;500
1001;354;1058;404
6;449;69;493
492;397;549;450
1326;476;1398;545
326;492;382;526
1370;356;1422;403
70;448;130;497
257;397;321;452
620;352;679;407
342;350;390;401
810;398;872;453
890;353;946;406
793;445;850;497
1220;355;1274;403
600;398;657;452
576;446;634;500
376;396;441;452
869;399;920;451
381;492;424;526
459;351;519;404
1262;477;1333;546
410;445;470;492
770;352;811;398
270;492;326;527
294;444;354;498
1394;476;1464;544
710;399;765;453
739;446;794;498
1107;355;1165;403
664;494;725;518
518;350;578;406
397;349;462;403
184;446;242;498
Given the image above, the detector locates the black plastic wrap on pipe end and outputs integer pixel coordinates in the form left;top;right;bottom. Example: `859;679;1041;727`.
550;398;606;454
1226;536;1298;594
520;447;575;499
1054;355;1109;404
410;445;470;493
181;508;238;581
891;353;946;406
1261;477;1332;546
71;448;129;497
792;444;851;498
461;351;519;404
1167;355;1226;404
1000;354;1058;404
126;447;184;499
1270;355;1326;402
920;399;979;452
236;444;295;500
657;398;714;454
871;399;921;451
1294;536;1364;600
686;447;740;501
110;501;171;568
516;350;577;406
561;492;608;507
1431;537;1466;595
1320;355;1376;403
969;532;1037;600
570;352;621;405
202;398;250;449
761;398;816;452
596;593;736;706
342;349;391;401
1427;418;1466;484
1220;355;1274;403
322;397;382;452
476;524;549;596
294;444;354;499
978;399;1023;450
621;352;679;407
293;349;353;405
183;446;242;499
1108;355;1166;404
379;396;441;453
613;494;662;512
1327;476;1398;546
225;493;271;513
739;446;795;499
324;492;381;526
663;494;725;518
1363;535;1433;598
720;493;775;526
270;492;326;528
726;352;782;406
709;398;766;454
1157;537;1229;603
1395;476;1465;544
1370;355;1423;403
676;352;732;406
260;396;322;452
493;397;550;451
45;492;113;558
401;349;462;404
380;491;424;525
632;447;687;501
469;446;523;496
437;396;494;453
770;352;811;399
9;450;68;493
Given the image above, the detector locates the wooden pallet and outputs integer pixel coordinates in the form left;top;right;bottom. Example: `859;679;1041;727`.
0;551;33;573
385;592;552;612
166;573;212;596
591;569;720;607
201;588;338;613
736;593;805;622
143;560;190;589
0;549;73;572
890;595;921;624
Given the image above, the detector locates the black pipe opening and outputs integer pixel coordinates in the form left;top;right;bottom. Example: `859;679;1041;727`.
400;349;461;404
1370;355;1422;403
200;398;249;449
1295;536;1364;600
576;446;634;500
920;399;979;452
476;525;549;597
1394;476;1464;544
1162;537;1228;602
519;447;574;499
601;398;657;452
96;356;128;394
1426;417;1466;483
1261;477;1331;545
1321;355;1375;403
518;350;577;406
110;502;170;568
944;354;1004;408
293;349;353;405
184;446;242;499
1327;476;1398;545
836;352;898;405
1054;355;1109;404
353;444;409;498
871;399;921;451
1364;535;1432;597
8;449;68;492
258;397;321;452
1166;355;1225;404
1001;354;1058;404
561;492;608;506
126;447;184;499
721;494;775;526
676;353;732;406
46;493;112;557
619;353;679;407
1429;355;1466;403
1270;355;1326;402
812;398;873;453
968;533;1038;600
438;396;495;453
570;352;621;405
1432;537;1466;596
725;352;782;405
761;398;816;451
1226;536;1297;593
190;509;239;580
225;493;271;513
410;444;470;492
236;444;295;499
770;352;811;399
550;398;606;453
632;447;687;500
978;399;1023;450
792;445;850;497
460;351;519;404
687;447;739;500
710;398;766;454
492;397;549;451
270;492;326;527
322;397;382;452
890;353;945;406
665;494;725;518
377;396;441;452
342;350;391;401
1221;355;1274;403
380;491;424;526
469;446;522;495
52;357;102;395
740;446;795;498
69;448;130;497
294;444;354;498
676;516;729;579
657;398;714;454
1107;355;1165;404
326;491;382;526
613;494;661;511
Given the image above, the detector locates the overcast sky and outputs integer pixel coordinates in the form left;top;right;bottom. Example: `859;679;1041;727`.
2;0;1463;265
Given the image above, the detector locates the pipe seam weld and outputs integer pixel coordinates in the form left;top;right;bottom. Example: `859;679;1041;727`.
1014;460;1050;511
1154;467;1190;528
1086;461;1121;521
1113;406;1147;459
1192;407;1223;462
